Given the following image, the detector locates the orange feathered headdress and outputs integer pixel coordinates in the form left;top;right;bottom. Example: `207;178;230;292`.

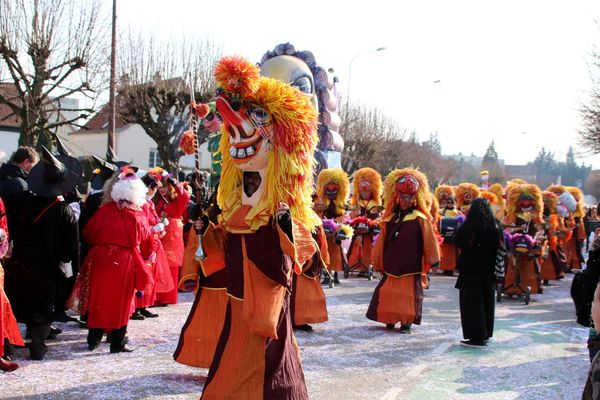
316;168;350;216
456;183;481;209
350;167;382;206
504;183;543;225
434;184;455;202
382;168;432;221
214;56;320;229
566;186;585;218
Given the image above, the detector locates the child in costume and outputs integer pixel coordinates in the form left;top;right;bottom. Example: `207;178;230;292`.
197;56;319;399
347;167;383;277
366;168;440;333
315;168;350;284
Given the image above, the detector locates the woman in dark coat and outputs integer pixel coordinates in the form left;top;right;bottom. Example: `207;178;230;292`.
454;197;503;347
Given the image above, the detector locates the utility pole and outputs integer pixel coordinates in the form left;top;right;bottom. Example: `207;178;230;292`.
106;0;117;161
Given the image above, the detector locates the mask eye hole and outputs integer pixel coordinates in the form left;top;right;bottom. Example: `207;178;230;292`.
292;76;313;95
246;105;271;127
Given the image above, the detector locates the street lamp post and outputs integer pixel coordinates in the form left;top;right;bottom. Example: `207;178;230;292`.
345;47;386;112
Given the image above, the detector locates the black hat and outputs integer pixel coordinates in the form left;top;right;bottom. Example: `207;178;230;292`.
91;155;118;179
52;133;71;157
28;146;83;197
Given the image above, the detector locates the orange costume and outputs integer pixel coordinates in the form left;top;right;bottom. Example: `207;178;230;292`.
315;168;350;274
540;191;567;282
456;183;480;215
565;186;586;271
366;169;440;331
347;167;382;275
435;185;461;273
503;184;544;296
198;56;319;399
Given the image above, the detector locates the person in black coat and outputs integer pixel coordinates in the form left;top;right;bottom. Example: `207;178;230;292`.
454;197;504;347
3;147;80;360
0;147;39;211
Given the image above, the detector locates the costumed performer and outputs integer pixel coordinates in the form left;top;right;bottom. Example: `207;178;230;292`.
456;182;480;215
0;198;23;372
315;167;350;284
84;167;152;353
435;184;462;275
566;186;586;271
487;183;506;220
366;168;440;333
347;167;383;277
502;183;544;296
4;148;79;360
540;190;567;283
154;170;191;305
197;56;320;399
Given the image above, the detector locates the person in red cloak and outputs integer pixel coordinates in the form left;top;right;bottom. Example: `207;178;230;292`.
84;167;153;353
0;198;23;372
153;170;191;306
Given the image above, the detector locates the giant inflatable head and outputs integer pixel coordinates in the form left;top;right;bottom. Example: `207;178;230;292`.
260;43;343;171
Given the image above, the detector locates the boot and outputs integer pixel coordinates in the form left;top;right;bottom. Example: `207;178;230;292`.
399;324;412;334
321;273;330;285
139;308;158;318
110;326;133;353
333;272;340;284
131;309;145;320
0;357;18;372
28;324;51;360
47;325;62;340
87;328;104;351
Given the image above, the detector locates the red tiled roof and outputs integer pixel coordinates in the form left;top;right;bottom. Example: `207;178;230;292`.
81;95;129;132
0;83;22;128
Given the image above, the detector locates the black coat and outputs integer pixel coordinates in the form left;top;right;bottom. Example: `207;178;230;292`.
4;192;78;325
454;222;502;285
0;163;29;215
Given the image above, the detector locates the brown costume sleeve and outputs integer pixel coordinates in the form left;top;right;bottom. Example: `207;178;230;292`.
179;229;201;288
419;218;441;267
198;222;227;278
371;223;386;272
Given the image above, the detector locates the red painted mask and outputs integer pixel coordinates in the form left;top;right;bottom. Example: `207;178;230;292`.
325;182;339;200
395;174;419;210
358;180;372;200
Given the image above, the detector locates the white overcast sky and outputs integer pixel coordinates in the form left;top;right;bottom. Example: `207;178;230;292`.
113;0;600;168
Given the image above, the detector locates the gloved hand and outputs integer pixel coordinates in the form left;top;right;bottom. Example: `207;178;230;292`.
152;223;165;233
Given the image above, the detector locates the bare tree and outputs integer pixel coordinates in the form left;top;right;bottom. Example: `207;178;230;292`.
117;33;221;171
580;28;600;154
0;0;108;147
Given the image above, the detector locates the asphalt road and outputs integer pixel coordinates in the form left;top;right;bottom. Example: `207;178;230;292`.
0;272;588;399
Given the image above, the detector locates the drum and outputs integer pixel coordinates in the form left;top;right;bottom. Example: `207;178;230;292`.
440;217;460;240
354;222;370;234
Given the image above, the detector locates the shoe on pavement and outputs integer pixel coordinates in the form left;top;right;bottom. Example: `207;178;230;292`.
139;309;158;318
460;339;486;348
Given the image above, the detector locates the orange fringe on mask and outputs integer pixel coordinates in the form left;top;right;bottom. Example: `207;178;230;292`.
546;185;566;197
382;168;432;221
542;190;558;215
350;167;382;206
504;183;543;225
427;192;440;218
316;168;350;216
215;56;320;230
434;184;455;203
456;183;480;210
480;190;500;206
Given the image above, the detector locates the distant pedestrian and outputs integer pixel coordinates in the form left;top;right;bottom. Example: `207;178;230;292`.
0;146;39;219
454;197;504;347
583;282;600;399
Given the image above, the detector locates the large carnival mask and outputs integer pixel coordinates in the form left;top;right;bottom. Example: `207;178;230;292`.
325;181;340;200
517;193;535;213
463;191;474;205
260;55;317;111
395;174;419;210
215;97;272;171
358;179;372;201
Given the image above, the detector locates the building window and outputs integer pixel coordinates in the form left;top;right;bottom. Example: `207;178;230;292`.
149;148;162;168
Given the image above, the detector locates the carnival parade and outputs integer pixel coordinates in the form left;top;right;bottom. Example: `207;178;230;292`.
2;1;600;399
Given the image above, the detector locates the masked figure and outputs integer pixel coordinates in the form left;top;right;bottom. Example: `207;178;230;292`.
540;190;568;283
565;186;586;271
314;168;351;284
347;167;383;277
456;183;480;215
502;184;544;297
366;169;440;333
197;56;319;400
260;42;343;171
435;185;462;275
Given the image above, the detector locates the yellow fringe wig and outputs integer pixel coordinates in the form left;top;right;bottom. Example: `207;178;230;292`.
434;184;455;203
480;190;500;206
566;186;585;218
427;192;440;219
350;167;382;206
546;185;566;197
456;183;481;210
382;168;432;221
487;183;505;208
504;183;543;225
316;168;350;216
215;56;320;229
